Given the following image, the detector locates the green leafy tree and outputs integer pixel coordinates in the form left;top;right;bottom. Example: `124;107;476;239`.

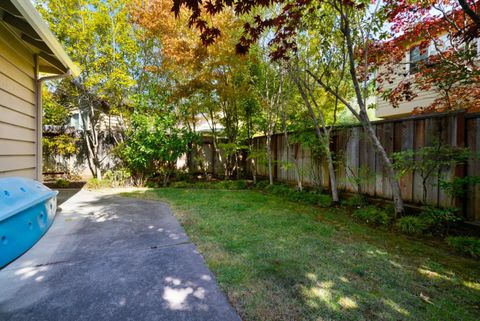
393;142;474;204
116;113;195;186
38;0;140;179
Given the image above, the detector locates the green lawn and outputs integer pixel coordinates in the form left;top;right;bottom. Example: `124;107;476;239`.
122;188;480;321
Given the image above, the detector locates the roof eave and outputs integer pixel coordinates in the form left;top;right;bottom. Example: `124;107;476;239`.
10;0;80;77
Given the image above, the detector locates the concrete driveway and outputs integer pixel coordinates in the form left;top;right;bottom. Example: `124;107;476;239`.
0;190;241;321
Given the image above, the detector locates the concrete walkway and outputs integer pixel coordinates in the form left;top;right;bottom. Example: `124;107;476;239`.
0;190;241;321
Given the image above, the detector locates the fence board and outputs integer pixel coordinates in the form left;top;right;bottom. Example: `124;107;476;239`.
188;112;480;221
466;117;480;221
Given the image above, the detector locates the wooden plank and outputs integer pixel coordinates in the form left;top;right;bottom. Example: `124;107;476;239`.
0;105;35;129
0;54;35;90
413;119;425;203
0;23;35;72
375;123;384;197
465;117;480;221
302;145;313;185
2;12;42;41
0;122;35;141
359;128;376;196
0;72;36;103
0;167;35;178
0;139;35;155
345;127;360;193
452;113;467;212
359;128;368;194
375;123;394;199
336;128;348;191
0;89;35;117
273;135;278;180
438;115;455;208
424;117;440;206
398;120;414;202
382;122;394;199
0;155;36;173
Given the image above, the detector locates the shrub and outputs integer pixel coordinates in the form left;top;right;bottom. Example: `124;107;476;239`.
254;180;269;189
353;206;394;226
396;216;432;235
342;194;368;208
115;113;196;186
104;169;131;187
170;181;191;188
421;206;462;235
85;178;112;190
447;236;480;258
55;178;70;188
217;180;248;190
263;184;332;207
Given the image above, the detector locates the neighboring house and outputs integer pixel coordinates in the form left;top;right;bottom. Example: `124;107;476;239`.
193;113;224;134
375;25;480;119
0;0;78;180
68;109;123;132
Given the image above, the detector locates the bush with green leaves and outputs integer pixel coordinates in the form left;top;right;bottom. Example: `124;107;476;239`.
261;184;332;207
439;176;480;198
116;113;195;186
396;215;432;235
170;180;248;190
342;194;368;208
353;206;394;226
55;178;71;188
392;143;473;204
85;178;112;190
421;206;462;235
103;169;131;187
447;236;480;258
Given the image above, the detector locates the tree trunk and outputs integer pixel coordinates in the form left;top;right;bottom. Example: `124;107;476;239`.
288;68;339;203
335;6;404;215
361;115;404;215
324;144;338;202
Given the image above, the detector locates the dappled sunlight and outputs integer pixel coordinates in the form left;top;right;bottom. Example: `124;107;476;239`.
163;286;194;310
418;267;453;281
382;298;410;316
338;276;349;283
389;260;403;269
463;280;480;291
366;249;388;257
302;279;360;312
93;211;120;223
124;189;480;321
14;266;48;281
162;276;208;311
338;296;358;309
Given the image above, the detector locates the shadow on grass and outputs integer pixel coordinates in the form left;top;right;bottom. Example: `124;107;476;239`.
121;188;480;321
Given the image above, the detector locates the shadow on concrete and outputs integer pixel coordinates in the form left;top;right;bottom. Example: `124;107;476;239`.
0;191;240;321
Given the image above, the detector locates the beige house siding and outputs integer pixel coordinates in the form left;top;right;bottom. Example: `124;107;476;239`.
375;52;438;119
0;23;38;179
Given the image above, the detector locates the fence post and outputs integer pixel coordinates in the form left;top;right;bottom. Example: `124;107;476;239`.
454;112;466;213
273;135;278;181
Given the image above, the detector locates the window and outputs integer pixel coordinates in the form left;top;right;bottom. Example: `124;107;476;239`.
409;46;428;74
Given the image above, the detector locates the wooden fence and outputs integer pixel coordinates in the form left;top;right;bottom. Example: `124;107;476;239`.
186;112;480;222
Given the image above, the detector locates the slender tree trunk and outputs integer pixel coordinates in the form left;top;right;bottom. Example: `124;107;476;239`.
288;68;339;203
361;113;403;215
309;5;404;215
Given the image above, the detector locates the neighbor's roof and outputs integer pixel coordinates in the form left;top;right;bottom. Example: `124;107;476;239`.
0;0;79;76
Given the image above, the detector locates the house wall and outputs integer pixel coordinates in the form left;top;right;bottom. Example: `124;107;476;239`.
375;53;437;119
0;22;39;179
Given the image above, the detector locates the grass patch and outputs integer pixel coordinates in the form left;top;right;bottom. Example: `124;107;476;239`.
121;188;480;321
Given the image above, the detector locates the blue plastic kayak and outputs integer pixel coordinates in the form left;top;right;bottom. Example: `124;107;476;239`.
0;177;58;268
